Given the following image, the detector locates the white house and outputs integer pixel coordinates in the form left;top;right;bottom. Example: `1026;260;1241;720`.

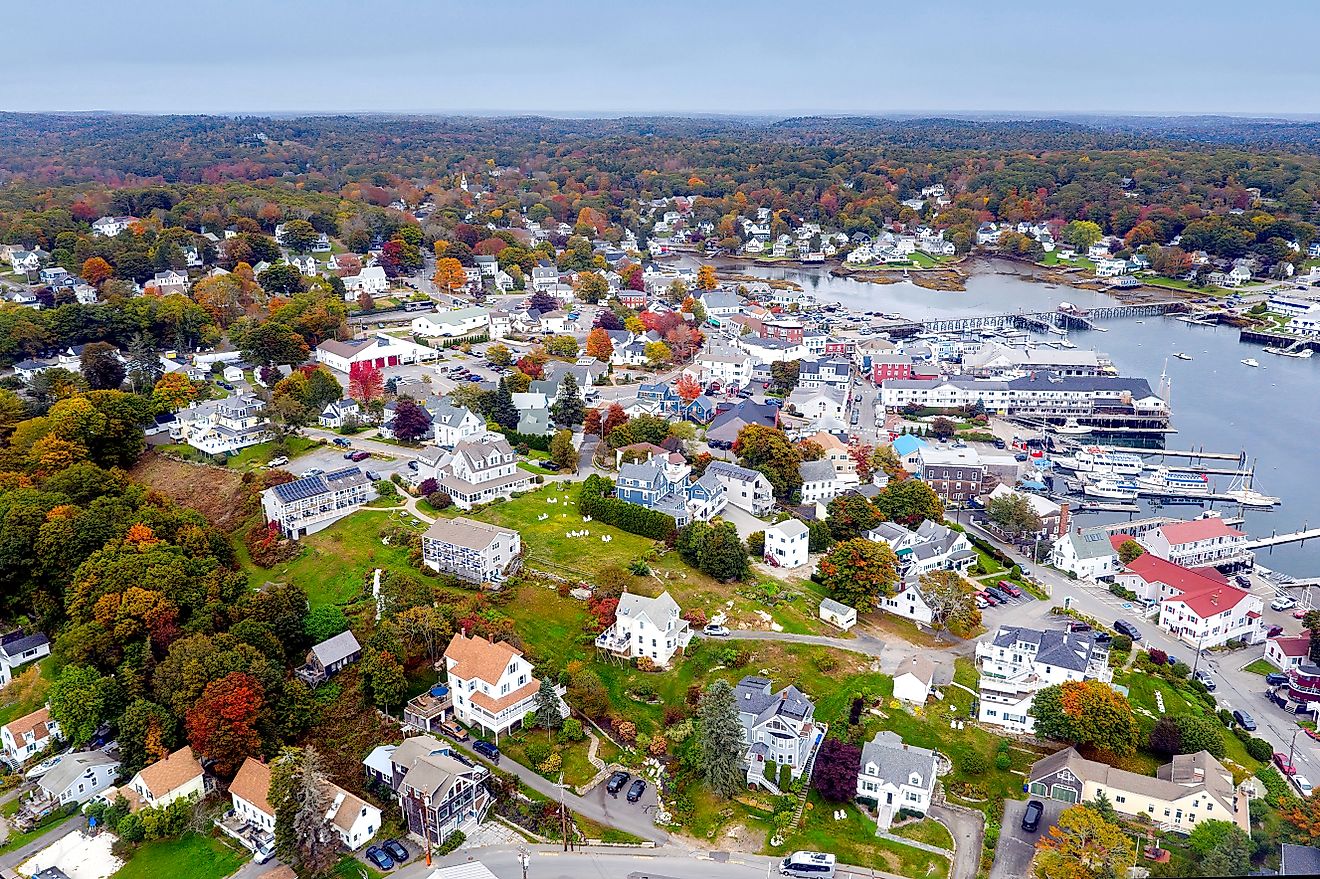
1;706;60;763
799;459;840;505
698;350;754;390
1051;528;1121;581
342;266;389;299
879;576;938;626
119;746;205;812
786;386;847;423
444;633;554;741
223;756;379;857
262;466;375;538
1138;517;1251;569
892;655;936;705
866;520;976;577
318;398;361;429
1159;582;1264;650
735;676;820;793
91;216;135;237
290;255;319;277
434;435;535;510
317;334;436;374
431;401;485;448
421;517;522;585
975;625;1110;733
856;730;937;830
36;750;119;807
764;518;810;570
1264;632;1312;671
411;307;490;338
704;461;775;516
595;591;693;668
0;631;50;687
174;395;270;456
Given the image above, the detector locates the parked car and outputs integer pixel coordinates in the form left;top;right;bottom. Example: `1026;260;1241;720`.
1235;575;1252;588
332;437;351;447
606;770;631;797
1268;625;1285;638
1113;620;1141;641
1267;672;1290;686
703;624;731;637
217;380;234;390
1068;621;1092;634
985;586;1009;602
1022;800;1044;833
1093;632;1112;645
998;581;1023;598
1194;670;1217;691
1296;609;1310;620
974;596;989;609
1294;775;1315;797
302;468;325;478
1274;753;1297;775
1233;709;1257;731
992;438;1007;449
1272;596;1298;611
350;450;371;462
407;460;420;471
1014;452;1029;462
981;592;999;607
626;779;647;803
268;456;289;467
365;846;394;870
472;739;501;762
383;840;409;863
439;719;468;741
365;470;382;482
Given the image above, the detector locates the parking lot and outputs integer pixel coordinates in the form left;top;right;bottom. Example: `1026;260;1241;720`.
989;797;1067;879
282;441;417;484
583;768;661;824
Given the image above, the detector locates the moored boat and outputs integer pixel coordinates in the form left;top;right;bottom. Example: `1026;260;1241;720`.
1084;477;1140;500
1137;467;1212;496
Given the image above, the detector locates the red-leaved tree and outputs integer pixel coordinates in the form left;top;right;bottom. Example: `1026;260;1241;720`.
185;671;265;777
675;373;702;404
348;361;383;404
811;738;862;802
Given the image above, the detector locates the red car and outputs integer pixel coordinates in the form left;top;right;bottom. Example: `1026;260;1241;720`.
1274;752;1298;776
998;581;1023;598
1296;609;1310;620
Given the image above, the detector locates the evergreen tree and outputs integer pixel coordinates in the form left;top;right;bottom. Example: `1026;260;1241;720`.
550;373;585;427
534;678;563;732
491;378;519;430
698;680;745;797
270;747;338;876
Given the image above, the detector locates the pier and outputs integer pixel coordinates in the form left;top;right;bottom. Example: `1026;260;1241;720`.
1243;527;1320;551
1082;444;1245;463
919;301;1186;334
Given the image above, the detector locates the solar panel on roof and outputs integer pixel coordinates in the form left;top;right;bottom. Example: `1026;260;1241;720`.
272;475;330;502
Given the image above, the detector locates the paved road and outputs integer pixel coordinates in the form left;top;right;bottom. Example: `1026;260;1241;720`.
929;803;983;879
715;628;963;683
0;815;81;871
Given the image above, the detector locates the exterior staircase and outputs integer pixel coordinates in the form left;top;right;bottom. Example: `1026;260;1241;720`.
788;722;828;827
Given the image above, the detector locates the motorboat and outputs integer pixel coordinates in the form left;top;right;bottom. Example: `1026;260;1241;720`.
1241;358;1260;367
1264;346;1314;359
1173;352;1193;361
1137;467;1212;496
1053;419;1093;436
1084;477;1140;500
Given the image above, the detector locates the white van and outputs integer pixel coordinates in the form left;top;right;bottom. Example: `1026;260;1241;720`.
1293;775;1314;797
780;851;836;877
268;456;289;467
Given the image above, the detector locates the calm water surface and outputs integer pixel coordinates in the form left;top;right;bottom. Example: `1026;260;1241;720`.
695;257;1320;576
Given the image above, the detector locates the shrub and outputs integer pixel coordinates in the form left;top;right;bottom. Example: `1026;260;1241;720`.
418;477;438;496
376;479;398;498
1168;661;1190;679
994;753;1012;771
747;531;766;557
578;474;677;540
1218;709;1235;727
435;830;465;856
1111;634;1132;654
1245;737;1273;762
1147;648;1167;666
525;741;551;766
962;753;988;775
560;717;584;742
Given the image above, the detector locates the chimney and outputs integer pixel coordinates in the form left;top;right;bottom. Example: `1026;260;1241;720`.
1058;502;1070;537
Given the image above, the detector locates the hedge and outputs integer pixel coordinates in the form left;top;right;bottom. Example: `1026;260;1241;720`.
579;475;677;540
500;428;552;452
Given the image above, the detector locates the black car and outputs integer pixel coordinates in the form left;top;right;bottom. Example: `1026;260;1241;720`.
1093;631;1112;645
1022;799;1044;833
472;739;501;762
606;770;631;797
1068;621;1092;634
1114;620;1142;641
626;779;647;803
985;586;1009;602
365;846;394;870
1234;709;1257;731
1267;672;1290;686
382;840;408;863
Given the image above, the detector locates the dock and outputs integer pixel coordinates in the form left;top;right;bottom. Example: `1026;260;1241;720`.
1085;444;1245;462
1243;527;1320;551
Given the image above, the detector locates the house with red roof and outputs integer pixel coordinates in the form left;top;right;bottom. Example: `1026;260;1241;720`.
1116;552;1227;604
1158;579;1264;649
1265;631;1312;671
1137;515;1251;569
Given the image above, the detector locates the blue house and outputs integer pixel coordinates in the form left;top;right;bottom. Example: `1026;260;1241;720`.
637;382;717;424
615;453;727;527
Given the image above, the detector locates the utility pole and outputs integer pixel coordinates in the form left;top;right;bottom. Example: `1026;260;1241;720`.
1289;728;1302;775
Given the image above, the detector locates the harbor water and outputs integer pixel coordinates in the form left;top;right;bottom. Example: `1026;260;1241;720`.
697;257;1320;577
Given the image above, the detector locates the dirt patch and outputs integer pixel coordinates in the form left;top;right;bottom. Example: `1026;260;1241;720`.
130;452;252;531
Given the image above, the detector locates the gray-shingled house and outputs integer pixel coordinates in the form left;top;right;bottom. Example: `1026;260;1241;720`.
734;676;822;793
856;730;937;830
298;631;363;685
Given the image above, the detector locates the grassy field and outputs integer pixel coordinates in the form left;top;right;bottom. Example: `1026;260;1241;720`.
112;834;246;879
158;436;320;470
329;856;384;879
0;808;76;854
238;508;454;609
770;794;949;879
1243;658;1277;676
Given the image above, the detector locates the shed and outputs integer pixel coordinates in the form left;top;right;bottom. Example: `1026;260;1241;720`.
819;597;857;632
893;655;936;704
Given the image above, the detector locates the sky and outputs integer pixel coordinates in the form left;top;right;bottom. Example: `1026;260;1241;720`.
6;0;1319;117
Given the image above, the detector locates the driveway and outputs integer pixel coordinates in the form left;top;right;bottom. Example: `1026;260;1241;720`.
929;803;983;879
990;798;1065;879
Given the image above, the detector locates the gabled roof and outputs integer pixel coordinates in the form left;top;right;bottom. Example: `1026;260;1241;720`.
860;730;936;790
1163;585;1253;619
310;630;361;667
1156;517;1245;546
40;750;117;796
988;626;1105;673
231;757;274;815
422;516;517;551
799;459;836;483
3;706;53;740
135;746;203;798
705;461;767;486
733;675;815;725
616;591;680;628
444;633;524;685
1122;554;1223;594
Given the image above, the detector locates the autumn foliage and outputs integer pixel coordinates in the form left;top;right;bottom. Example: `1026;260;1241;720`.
185;671;266;776
348;361;383;404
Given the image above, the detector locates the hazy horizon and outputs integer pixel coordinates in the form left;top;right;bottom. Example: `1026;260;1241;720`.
7;0;1318;117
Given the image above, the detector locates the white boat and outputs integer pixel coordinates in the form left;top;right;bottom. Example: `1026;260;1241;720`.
1223;465;1281;507
1055;447;1144;476
1173;352;1193;361
1054;419;1093;436
1137;467;1212;496
1084;477;1140;500
1241;358;1260;367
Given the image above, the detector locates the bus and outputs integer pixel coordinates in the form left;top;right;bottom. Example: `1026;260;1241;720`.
779;851;835;877
402;300;433;312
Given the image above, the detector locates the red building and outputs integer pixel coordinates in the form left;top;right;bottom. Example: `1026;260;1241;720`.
760;317;804;345
618;290;647;309
871;355;915;383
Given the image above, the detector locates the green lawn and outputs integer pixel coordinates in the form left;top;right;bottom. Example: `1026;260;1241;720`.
0;656;58;727
112;834;246;879
891;816;955;850
1115;668;1262;777
1243;659;1277;676
239;509;454;609
160;437;319;470
770;794;949;879
499;729;604;788
329;856;384;879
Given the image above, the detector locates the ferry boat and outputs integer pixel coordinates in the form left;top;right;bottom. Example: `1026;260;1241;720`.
1054;447;1144;476
1241;358;1260;367
1083;477;1140;500
1137;468;1212;496
1173;352;1193;361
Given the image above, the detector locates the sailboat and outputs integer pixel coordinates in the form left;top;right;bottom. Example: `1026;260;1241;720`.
1224;461;1281;507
